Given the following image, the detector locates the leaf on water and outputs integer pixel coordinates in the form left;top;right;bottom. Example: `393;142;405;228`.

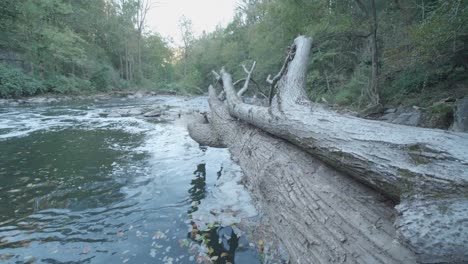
178;239;190;247
82;246;91;254
208;247;214;255
153;231;166;240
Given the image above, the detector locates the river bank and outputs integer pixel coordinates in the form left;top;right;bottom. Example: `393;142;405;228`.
0;90;182;106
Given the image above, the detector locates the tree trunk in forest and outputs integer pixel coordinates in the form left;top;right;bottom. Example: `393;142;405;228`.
188;36;468;263
354;0;380;106
125;46;129;80
137;31;141;75
369;0;380;105
120;54;123;79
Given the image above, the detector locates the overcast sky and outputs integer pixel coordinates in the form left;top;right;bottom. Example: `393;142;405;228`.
146;0;238;46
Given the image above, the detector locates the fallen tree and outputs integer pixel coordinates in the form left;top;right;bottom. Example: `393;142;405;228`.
188;36;468;263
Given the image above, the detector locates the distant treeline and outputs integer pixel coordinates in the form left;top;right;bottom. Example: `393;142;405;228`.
1;0;467;109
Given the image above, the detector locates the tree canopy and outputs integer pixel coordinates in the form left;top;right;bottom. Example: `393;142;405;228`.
0;0;466;106
176;0;467;108
0;0;173;97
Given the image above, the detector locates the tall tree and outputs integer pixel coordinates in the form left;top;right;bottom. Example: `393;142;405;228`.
178;16;195;77
354;0;381;106
134;0;153;78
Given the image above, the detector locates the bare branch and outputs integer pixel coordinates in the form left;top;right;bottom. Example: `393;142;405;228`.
212;70;225;100
211;70;221;81
237;61;257;97
267;45;296;105
234;78;267;99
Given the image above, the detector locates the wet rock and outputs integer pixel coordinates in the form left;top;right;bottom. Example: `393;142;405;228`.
143;109;163;117
126;108;143;116
451;97;468;132
127;91;144;99
26;97;48;104
107;112;121;118
24;97;61;104
46;98;59;104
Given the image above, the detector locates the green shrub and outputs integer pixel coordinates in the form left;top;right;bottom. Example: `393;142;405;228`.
90;64;119;91
429;103;452;115
390;69;428;95
0;63;45;98
45;75;94;94
333;65;369;106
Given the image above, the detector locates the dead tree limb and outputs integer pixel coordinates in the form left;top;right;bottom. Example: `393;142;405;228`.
266;46;295;106
233;78;267;99
189;35;468;263
188;86;417;264
237;61;256;96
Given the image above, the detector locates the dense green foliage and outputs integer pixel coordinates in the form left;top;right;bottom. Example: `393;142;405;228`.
0;63;45;97
1;0;466;106
0;0;173;98
177;0;468;108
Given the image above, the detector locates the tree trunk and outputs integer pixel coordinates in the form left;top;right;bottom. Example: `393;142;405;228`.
354;0;380;106
138;30;142;70
369;0;380;105
188;36;468;263
125;46;129;80
120;54;123;79
189;88;417;264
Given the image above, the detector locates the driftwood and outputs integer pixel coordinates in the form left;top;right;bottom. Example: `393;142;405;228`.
189;87;417;263
188;36;468;263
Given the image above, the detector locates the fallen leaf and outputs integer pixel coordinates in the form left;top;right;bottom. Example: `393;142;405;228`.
82;246;91;254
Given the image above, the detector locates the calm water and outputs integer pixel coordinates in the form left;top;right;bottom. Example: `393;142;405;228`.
0;96;260;264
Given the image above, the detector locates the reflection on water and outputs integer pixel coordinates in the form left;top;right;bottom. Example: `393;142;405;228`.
187;162;260;264
188;163;207;215
0;96;261;263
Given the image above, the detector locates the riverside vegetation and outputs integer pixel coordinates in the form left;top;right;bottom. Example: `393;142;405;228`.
1;0;467;113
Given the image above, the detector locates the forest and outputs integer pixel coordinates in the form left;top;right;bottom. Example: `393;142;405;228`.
1;0;467;110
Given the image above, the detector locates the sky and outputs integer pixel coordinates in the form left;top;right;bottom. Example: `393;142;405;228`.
146;0;239;46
